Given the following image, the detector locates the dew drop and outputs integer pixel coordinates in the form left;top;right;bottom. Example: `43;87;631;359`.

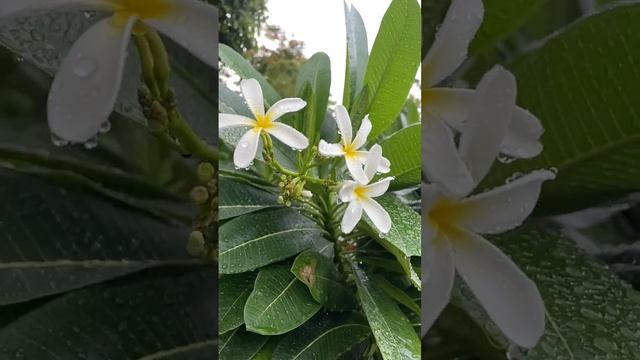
83;136;98;150
73;56;98;78
497;154;516;164
99;121;111;134
50;133;69;147
239;141;249;148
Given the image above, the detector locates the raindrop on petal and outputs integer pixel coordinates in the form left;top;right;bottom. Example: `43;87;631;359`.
73;56;98;78
99;121;111;134
50;133;69;147
83;136;99;150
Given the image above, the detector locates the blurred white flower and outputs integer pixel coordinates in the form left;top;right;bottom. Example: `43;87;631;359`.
422;66;554;348
319;105;390;183
423;0;543;194
339;144;393;234
219;79;309;169
1;0;219;143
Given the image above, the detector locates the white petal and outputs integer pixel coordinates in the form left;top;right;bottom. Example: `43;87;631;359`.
240;79;265;119
335;104;353;144
318;140;345;157
378;156;391;173
339;180;359;202
500;107;544;158
233;129;261;169
48;17;135;142
452;170;556;234
361;197;391;234
365;177;393;198
423;114;474;197
363;144;382;182
427;88;543;159
266;122;309;150
219;114;255;129
351;115;372;149
346;157;368;184
421;232;454;336
450;229;545;348
459;66;516;186
266;98;306;122
144;0;218;68
0;0;112;18
341;201;363;234
424;0;484;87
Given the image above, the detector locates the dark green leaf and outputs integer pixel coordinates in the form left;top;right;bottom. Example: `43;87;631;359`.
219;326;269;360
380;124;421;190
219;272;257;334
363;0;420;139
219;209;322;274
350;263;420;360
244;264;321;335
0;169;194;306
219;176;279;220
373;275;420;315
343;3;369;109
291;251;354;311
295;52;331;144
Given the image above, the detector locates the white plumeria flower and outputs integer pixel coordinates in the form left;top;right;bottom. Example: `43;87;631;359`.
423;0;544;192
1;0;218;143
422;65;555;348
339;144;393;235
219;79;309;169
319;105;390;184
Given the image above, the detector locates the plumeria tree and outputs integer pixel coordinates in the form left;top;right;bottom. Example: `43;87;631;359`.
0;0;218;357
218;0;421;358
423;0;640;358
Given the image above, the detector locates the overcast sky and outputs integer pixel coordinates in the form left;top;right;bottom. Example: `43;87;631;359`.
263;0;418;102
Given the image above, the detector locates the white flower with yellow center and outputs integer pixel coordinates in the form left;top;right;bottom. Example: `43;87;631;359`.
422;65;555;348
319;105;390;184
219;79;309;169
339;144;393;235
423;0;543;195
1;0;218;143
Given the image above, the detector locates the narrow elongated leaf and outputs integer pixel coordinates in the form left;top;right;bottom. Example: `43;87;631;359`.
219;272;257;334
363;0;420;139
374;275;420;315
271;312;371;360
451;227;640;359
380;124;420;190
291;251;354;311
295;52;331;143
219;44;281;106
219;176;279;220
0;169;193;306
0;269;216;359
350;263;420;360
484;5;640;214
244;264;321;335
219;209;322;274
363;195;421;289
219;326;269;360
343;3;369;108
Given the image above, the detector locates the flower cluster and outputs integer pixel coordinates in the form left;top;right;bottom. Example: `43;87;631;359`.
219;81;394;235
422;0;554;350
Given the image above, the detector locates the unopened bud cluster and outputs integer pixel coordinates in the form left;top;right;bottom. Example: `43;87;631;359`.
187;162;218;261
277;175;313;207
138;85;177;132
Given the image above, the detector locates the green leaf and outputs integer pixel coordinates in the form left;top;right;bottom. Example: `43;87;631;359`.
251;336;282;360
373;275;420;315
219;44;281;106
380;124;421;190
271;312;371;360
295;52;331;144
350;263;420;360
0;169;194;306
0;269;216;359
219;209;322;274
343;2;369;109
291;251;354;311
363;0;420;139
483;5;640;215
405;99;420;125
219;272;257;334
244;264;321;335
219;326;269;360
452;227;640;359
219;176;279;220
470;0;549;54
363;195;421;290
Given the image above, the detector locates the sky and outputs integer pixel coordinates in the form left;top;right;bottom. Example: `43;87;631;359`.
263;0;419;102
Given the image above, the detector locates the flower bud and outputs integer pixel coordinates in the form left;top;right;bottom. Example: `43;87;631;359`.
190;185;209;205
197;162;215;183
150;101;168;125
187;231;206;257
301;190;313;199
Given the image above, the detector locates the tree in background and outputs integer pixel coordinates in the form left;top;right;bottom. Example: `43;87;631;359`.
209;0;268;52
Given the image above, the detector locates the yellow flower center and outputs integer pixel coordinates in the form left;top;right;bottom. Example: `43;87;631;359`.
429;198;460;231
353;185;368;200
255;115;273;131
109;0;174;32
343;143;357;158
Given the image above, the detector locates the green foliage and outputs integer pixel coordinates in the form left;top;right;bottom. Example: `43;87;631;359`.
209;0;268;52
